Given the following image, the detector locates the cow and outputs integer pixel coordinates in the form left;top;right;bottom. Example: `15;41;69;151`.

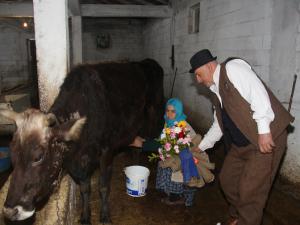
0;59;164;225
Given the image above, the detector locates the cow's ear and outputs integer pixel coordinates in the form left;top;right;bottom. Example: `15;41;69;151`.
54;117;86;142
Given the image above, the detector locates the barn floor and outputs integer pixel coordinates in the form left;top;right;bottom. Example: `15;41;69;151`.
71;146;300;225
1;139;300;225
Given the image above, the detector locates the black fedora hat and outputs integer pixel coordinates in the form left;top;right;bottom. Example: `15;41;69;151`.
189;49;217;73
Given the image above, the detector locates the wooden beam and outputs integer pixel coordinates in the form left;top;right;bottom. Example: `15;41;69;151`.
143;0;168;5
126;0;150;5
68;0;81;16
81;4;172;18
0;3;33;17
117;0;143;5
153;0;169;4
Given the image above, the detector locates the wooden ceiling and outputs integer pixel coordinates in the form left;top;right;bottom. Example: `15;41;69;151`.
0;0;169;5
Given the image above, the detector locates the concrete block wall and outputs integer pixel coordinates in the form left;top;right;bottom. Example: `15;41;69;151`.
82;18;144;63
163;0;272;131
275;0;300;186
0;19;33;91
173;0;273;79
141;17;213;131
142;0;300;187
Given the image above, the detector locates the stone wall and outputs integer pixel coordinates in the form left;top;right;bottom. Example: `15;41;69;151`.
0;18;34;91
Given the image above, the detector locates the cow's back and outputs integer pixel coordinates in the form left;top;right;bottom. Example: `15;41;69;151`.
50;60;163;149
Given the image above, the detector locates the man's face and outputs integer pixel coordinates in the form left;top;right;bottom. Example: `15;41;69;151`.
194;63;215;87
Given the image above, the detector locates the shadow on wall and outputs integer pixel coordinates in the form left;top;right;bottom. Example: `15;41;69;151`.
185;74;214;134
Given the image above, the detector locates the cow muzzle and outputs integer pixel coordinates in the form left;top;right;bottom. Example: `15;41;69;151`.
3;205;35;221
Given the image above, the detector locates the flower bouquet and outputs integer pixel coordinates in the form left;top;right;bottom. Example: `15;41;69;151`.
148;121;193;162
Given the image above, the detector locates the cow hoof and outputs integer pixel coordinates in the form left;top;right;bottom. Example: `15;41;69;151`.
80;222;92;225
79;218;91;225
100;215;112;225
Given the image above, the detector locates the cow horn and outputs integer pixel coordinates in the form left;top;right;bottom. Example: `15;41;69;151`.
0;109;20;122
46;113;57;126
64;117;87;141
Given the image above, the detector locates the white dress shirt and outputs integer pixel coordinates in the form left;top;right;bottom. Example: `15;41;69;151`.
199;59;275;151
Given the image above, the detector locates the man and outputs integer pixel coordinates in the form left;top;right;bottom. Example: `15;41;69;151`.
189;49;294;225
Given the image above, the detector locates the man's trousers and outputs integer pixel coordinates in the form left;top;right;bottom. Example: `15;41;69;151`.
219;130;287;225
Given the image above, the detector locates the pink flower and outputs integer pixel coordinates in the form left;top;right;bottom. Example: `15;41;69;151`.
164;142;171;151
159;154;165;161
170;133;176;139
182;137;191;145
177;138;183;144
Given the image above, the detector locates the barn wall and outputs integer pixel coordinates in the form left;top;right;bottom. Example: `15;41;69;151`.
142;18;173;98
0;18;34;91
168;0;300;190
82;18;144;63
269;0;300;188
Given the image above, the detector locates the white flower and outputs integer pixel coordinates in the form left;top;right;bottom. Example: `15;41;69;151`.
158;148;162;154
174;127;181;134
174;145;180;154
160;133;166;139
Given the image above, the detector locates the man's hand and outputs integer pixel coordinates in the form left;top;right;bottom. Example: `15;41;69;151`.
191;147;203;153
258;133;275;153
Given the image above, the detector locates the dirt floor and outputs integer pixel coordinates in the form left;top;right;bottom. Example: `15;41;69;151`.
71;146;300;225
1;140;300;225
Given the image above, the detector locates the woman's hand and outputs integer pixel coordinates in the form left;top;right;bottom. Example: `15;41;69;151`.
129;136;145;148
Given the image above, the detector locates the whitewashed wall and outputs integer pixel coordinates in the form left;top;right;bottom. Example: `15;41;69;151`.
142;18;172;97
270;0;300;185
1;0;298;187
0;19;34;90
171;0;273;131
82;18;144;63
141;0;300;186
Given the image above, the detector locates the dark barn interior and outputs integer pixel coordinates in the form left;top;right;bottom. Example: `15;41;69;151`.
0;0;300;225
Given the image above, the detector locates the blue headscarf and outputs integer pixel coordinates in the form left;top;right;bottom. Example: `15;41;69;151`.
164;98;187;127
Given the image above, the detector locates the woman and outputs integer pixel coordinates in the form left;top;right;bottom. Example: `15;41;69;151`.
131;98;199;206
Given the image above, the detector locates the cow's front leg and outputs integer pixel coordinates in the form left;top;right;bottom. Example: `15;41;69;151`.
99;148;113;225
79;179;91;225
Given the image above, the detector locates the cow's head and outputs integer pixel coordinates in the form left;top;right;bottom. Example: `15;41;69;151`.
0;108;86;221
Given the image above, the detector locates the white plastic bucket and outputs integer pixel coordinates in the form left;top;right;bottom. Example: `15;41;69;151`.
124;165;150;197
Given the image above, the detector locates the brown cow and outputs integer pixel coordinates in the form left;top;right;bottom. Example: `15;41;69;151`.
0;59;164;224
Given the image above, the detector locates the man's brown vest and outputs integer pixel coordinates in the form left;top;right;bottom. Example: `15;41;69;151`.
212;59;294;147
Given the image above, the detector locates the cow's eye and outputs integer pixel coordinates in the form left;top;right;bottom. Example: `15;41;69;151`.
32;154;44;167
